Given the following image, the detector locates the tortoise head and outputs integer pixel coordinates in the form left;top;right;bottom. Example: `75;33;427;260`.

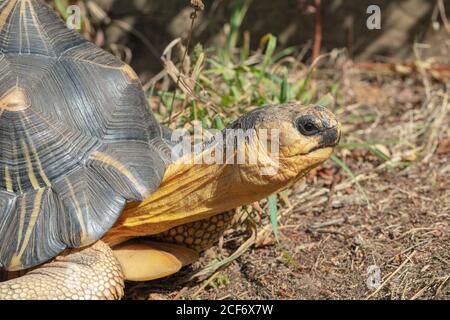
104;102;341;246
232;103;341;188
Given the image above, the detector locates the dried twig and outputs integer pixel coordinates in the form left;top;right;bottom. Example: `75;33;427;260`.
309;217;346;230
181;219;257;283
191;271;221;298
437;0;450;33
167;1;202;123
191;0;205;12
366;251;416;300
312;0;322;62
435;275;450;297
422;92;449;162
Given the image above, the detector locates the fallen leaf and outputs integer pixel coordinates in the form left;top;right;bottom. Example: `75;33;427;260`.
393;254;402;265
436;138;450;155
345;187;355;194
401;149;417;162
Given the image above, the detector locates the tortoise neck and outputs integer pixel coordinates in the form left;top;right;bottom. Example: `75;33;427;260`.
103;162;233;245
102;138;286;246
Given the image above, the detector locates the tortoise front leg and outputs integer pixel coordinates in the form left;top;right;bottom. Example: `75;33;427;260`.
0;241;124;300
152;212;236;252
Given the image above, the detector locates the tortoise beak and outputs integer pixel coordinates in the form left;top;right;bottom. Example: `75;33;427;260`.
320;126;341;148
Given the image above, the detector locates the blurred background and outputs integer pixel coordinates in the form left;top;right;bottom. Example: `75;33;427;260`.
51;0;450;80
47;0;449;300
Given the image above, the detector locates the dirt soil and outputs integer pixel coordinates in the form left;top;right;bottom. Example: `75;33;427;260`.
125;58;450;300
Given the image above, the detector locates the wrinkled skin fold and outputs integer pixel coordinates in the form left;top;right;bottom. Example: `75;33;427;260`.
0;241;124;300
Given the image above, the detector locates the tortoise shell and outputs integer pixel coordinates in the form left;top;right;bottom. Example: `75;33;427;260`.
0;0;166;271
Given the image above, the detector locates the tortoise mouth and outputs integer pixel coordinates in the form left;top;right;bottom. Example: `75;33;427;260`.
304;146;335;159
0;87;30;112
278;146;335;161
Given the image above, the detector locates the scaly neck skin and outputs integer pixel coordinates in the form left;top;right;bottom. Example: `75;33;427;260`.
103;139;291;246
102;130;333;246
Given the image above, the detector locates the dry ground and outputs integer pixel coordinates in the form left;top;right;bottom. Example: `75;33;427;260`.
125;56;449;300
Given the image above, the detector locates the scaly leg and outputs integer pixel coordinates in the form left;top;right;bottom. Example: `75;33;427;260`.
152;211;236;252
0;241;124;300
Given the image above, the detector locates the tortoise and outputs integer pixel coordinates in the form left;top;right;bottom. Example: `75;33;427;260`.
0;0;340;300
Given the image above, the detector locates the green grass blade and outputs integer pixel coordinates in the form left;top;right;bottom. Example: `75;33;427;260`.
317;93;335;108
225;0;253;62
213;115;225;130
280;76;289;103
54;0;69;19
268;194;279;243
295;77;313;101
368;146;391;161
260;34;277;73
331;155;372;208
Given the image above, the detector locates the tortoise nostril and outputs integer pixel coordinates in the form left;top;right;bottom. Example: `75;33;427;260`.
321;127;340;147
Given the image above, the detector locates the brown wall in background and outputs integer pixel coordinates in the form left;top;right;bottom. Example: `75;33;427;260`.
88;0;450;76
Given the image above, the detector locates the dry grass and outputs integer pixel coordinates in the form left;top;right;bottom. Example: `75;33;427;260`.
125;52;450;300
47;0;449;300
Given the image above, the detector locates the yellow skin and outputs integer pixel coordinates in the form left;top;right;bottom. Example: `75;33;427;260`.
0;103;340;300
104;104;339;244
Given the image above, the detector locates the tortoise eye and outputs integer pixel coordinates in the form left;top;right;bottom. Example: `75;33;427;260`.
296;116;320;136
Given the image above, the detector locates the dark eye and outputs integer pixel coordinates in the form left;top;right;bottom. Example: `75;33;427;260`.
296;116;320;136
